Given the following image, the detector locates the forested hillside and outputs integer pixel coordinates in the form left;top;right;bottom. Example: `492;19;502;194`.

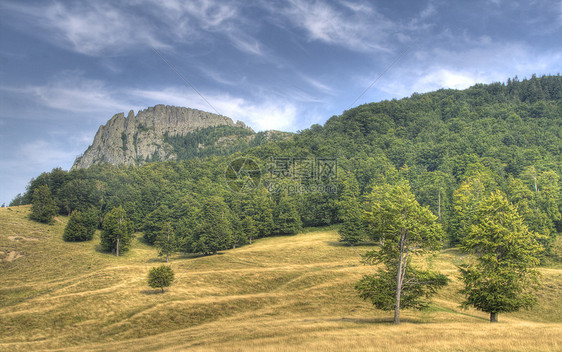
11;75;562;258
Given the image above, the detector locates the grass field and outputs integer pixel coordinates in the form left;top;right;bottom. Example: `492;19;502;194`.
1;205;561;351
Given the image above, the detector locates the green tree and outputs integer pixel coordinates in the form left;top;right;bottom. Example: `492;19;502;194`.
101;206;134;256
148;265;175;293
516;167;562;255
142;205;170;244
273;190;302;235
459;191;543;322
357;181;448;324
250;186;275;240
450;169;498;244
154;222;178;262
30;185;57;224
189;196;233;255
63;208;98;241
337;174;366;245
58;179;101;215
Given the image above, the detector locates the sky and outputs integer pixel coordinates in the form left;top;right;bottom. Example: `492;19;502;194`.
0;0;561;204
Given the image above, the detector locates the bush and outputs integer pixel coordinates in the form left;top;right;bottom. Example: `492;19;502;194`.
30;185;57;224
148;265;175;293
63;208;98;241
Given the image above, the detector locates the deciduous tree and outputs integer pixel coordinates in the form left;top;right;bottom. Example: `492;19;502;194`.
357;181;448;324
459;191;543;322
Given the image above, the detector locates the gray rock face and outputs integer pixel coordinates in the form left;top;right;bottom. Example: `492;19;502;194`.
72;105;249;169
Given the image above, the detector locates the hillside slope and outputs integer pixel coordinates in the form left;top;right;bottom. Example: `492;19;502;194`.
1;206;561;351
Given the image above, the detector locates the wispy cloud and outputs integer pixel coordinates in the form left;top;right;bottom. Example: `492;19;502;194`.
2;1;165;56
277;0;396;52
228;33;265;57
1;0;262;57
9;72;132;114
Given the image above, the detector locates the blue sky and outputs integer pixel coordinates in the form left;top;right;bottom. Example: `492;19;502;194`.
0;0;561;204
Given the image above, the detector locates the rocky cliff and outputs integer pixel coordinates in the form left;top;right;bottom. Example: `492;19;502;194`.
72;105;249;169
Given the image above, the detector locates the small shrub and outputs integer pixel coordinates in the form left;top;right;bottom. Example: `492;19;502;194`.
148;265;175;293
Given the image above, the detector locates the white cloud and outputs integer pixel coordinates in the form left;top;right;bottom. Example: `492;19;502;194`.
129;87;297;131
377;42;562;98
16;72;132;114
16;140;77;170
3;2;165;56
413;69;480;92
2;0;255;56
280;0;395;52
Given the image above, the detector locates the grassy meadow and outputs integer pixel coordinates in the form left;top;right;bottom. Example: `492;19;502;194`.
0;205;561;351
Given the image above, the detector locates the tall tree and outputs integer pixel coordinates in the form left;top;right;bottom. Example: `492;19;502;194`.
30;185;57;224
450;169;498;244
357;181;448;324
273;190;302;235
142;205;170;244
459;191;543;322
189;196;233;255
154;222;178;262
337;173;366;245
101;206;134;256
252;186;275;239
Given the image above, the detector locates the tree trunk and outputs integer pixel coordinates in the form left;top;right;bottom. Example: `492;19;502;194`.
116;237;120;257
438;191;441;221
166;231;170;263
161;287;164;293
490;312;498;323
394;230;407;325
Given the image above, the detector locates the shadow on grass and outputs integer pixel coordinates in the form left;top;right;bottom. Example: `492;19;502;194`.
317;317;429;325
174;252;225;260
135;236;153;246
140;289;168;295
428;305;489;321
325;240;379;248
94;244;107;254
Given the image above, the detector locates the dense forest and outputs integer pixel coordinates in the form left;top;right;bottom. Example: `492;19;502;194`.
11;75;562;258
162;125;292;161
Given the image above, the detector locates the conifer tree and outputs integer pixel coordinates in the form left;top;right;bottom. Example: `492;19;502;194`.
154;222;177;262
337;174;366;245
148;265;175;293
63;209;97;241
101;206;134;256
274;190;302;235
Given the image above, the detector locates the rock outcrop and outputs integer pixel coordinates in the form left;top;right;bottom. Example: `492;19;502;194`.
72;105;249;169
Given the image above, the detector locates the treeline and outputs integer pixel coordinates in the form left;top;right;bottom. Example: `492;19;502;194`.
12;75;562;258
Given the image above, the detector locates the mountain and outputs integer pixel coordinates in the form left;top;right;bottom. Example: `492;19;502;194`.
72;105;291;169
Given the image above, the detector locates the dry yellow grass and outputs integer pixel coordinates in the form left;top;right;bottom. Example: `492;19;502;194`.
0;205;561;351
